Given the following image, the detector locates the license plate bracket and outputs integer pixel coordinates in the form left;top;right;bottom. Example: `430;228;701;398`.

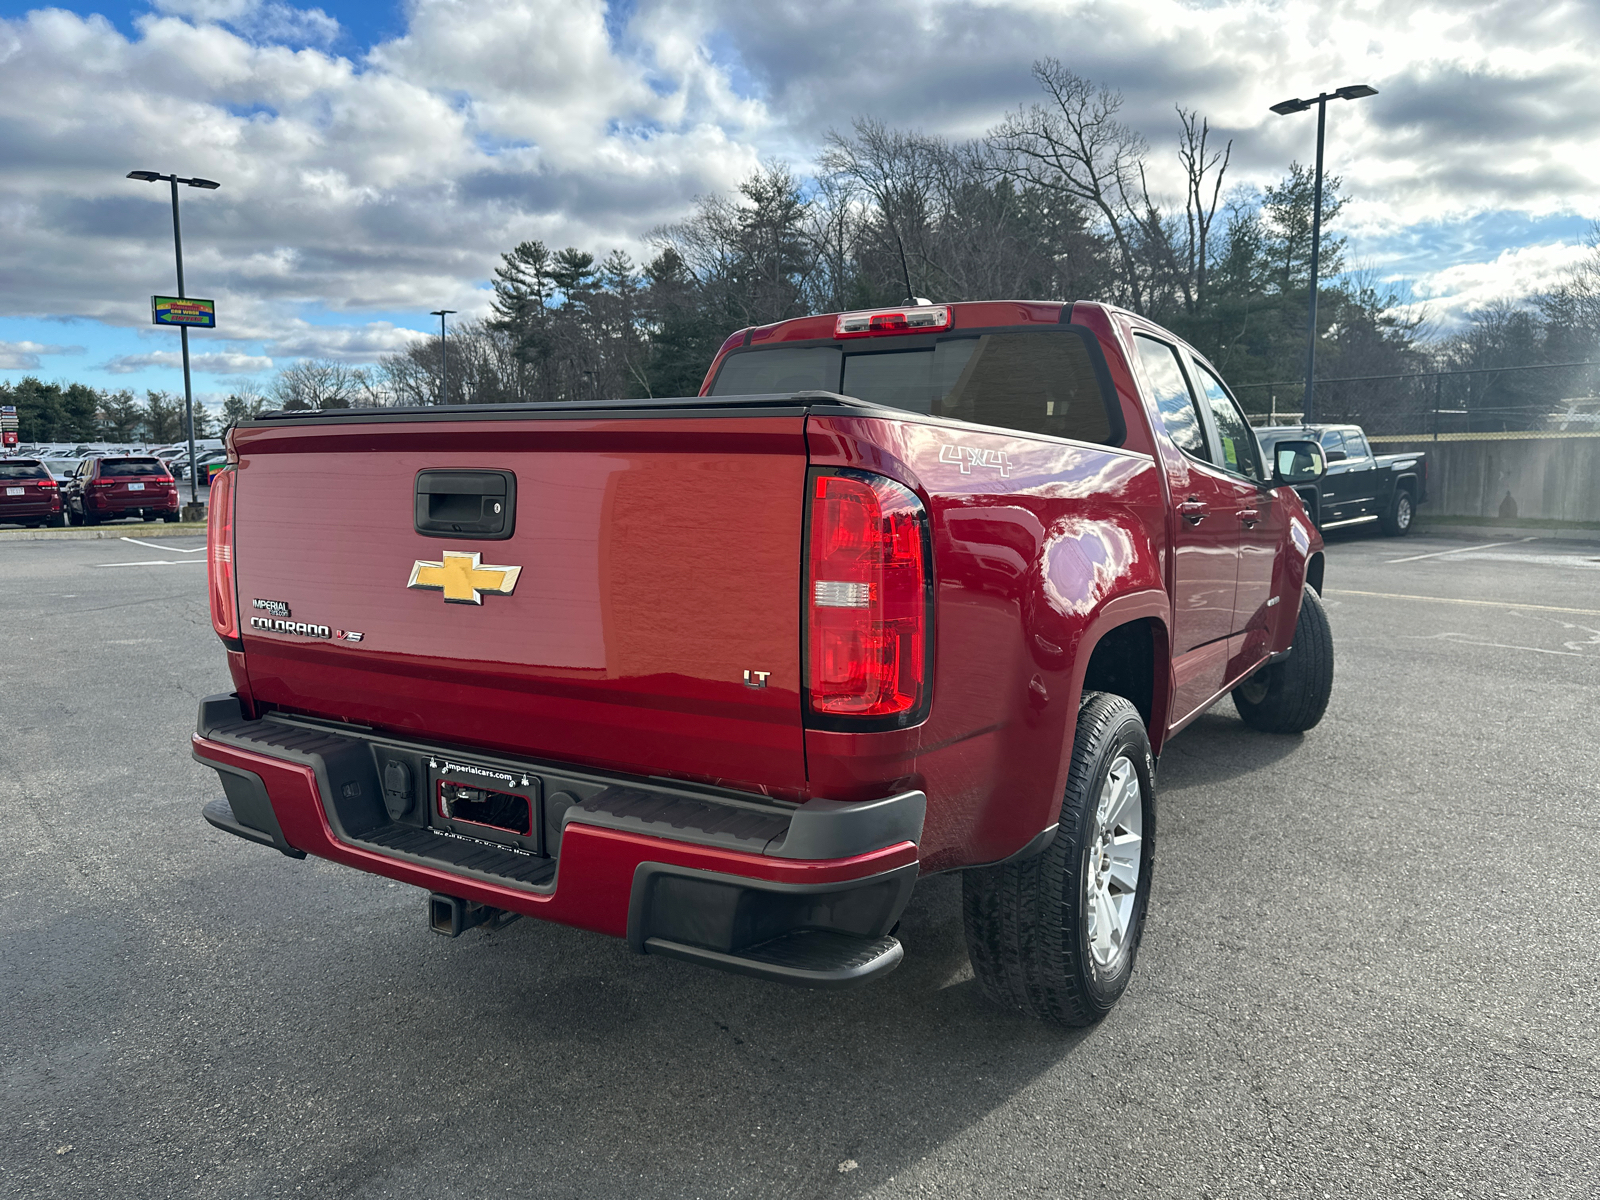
428;758;544;855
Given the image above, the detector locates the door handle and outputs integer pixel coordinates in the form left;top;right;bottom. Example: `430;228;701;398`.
1238;508;1259;528
1178;499;1207;525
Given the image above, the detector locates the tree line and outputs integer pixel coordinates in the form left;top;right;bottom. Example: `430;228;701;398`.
9;60;1599;442
1;379;218;445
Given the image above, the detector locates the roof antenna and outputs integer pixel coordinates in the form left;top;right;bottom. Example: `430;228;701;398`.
893;231;929;306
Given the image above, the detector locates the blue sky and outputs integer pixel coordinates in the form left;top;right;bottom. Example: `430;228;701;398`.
4;0;1599;411
0;0;406;49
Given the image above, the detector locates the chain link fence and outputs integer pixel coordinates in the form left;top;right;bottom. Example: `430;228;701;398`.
1233;360;1600;439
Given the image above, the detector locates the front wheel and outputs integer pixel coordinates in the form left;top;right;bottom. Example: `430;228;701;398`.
1233;585;1334;733
1380;488;1415;536
963;692;1156;1026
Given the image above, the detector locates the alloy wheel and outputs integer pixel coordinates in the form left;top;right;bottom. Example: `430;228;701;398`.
1084;754;1143;970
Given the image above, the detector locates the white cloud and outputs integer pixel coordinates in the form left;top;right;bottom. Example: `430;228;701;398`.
266;320;430;361
101;349;275;373
151;0;341;48
3;0;1600;369
0;1;766;363
0;340;87;369
1404;241;1592;327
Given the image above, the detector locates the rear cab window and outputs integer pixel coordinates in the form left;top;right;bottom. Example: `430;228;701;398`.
99;458;167;477
710;327;1122;446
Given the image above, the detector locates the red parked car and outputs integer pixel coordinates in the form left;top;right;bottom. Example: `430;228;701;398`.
191;300;1330;1025
0;458;65;527
64;456;180;525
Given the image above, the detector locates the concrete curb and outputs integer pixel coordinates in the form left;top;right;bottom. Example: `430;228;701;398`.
1;524;207;542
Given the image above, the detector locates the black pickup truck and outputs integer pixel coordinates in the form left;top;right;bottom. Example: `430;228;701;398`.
1256;423;1427;535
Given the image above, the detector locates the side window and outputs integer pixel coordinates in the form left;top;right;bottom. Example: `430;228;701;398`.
1191;362;1263;481
1320;430;1347;459
1342;428;1370;459
1133;335;1207;459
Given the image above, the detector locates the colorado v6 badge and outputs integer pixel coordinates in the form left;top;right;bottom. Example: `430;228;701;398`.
407;551;522;605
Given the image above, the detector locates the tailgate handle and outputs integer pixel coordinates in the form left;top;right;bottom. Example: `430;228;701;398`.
414;470;517;540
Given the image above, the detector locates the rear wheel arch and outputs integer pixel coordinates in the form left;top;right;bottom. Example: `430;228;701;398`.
1072;608;1170;752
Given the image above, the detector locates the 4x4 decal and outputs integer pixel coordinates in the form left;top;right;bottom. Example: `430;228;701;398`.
939;445;1012;477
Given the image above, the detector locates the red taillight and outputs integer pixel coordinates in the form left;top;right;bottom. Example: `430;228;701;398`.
834;304;951;338
806;472;931;721
36;478;56;489
208;468;238;640
91;477;115;488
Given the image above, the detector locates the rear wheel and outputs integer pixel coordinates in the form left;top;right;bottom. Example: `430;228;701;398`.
162;509;180;523
1233;586;1334;733
47;509;66;528
1380;487;1415;536
962;693;1156;1026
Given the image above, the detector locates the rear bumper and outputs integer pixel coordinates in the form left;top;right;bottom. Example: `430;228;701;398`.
192;695;923;986
0;498;60;519
87;491;178;511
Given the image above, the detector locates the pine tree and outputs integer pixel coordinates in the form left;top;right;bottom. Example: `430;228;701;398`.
489;240;555;399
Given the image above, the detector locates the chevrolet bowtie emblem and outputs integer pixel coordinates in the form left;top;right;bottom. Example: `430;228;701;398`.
407;551;522;604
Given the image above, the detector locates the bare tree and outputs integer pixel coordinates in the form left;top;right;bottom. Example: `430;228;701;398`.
1177;108;1231;313
820;119;943;301
990;59;1152;310
271;359;364;410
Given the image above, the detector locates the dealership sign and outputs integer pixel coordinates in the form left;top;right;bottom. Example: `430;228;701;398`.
1;404;15;447
151;296;216;328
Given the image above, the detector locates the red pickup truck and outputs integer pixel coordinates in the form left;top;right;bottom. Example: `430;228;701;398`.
194;300;1331;1026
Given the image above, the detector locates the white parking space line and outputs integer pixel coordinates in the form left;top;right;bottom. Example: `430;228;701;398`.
94;559;207;568
1328;588;1600;618
1415;550;1600;569
1386;537;1538;564
120;537;205;554
1410;632;1594;658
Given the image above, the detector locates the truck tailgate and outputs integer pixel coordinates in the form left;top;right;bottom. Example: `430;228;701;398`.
230;414;808;797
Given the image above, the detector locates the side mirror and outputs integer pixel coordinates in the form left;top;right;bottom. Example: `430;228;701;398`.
1272;439;1325;485
1324;448;1348;463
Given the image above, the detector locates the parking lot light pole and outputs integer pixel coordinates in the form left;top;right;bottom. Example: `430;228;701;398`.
430;309;456;405
127;169;220;513
1269;84;1377;425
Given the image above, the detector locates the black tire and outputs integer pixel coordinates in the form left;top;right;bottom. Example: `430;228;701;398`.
162;509;180;523
962;692;1156;1026
1379;486;1415;536
1232;586;1334;733
47;510;67;528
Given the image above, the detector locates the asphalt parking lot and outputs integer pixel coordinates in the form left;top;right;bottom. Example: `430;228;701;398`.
3;527;1597;1199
